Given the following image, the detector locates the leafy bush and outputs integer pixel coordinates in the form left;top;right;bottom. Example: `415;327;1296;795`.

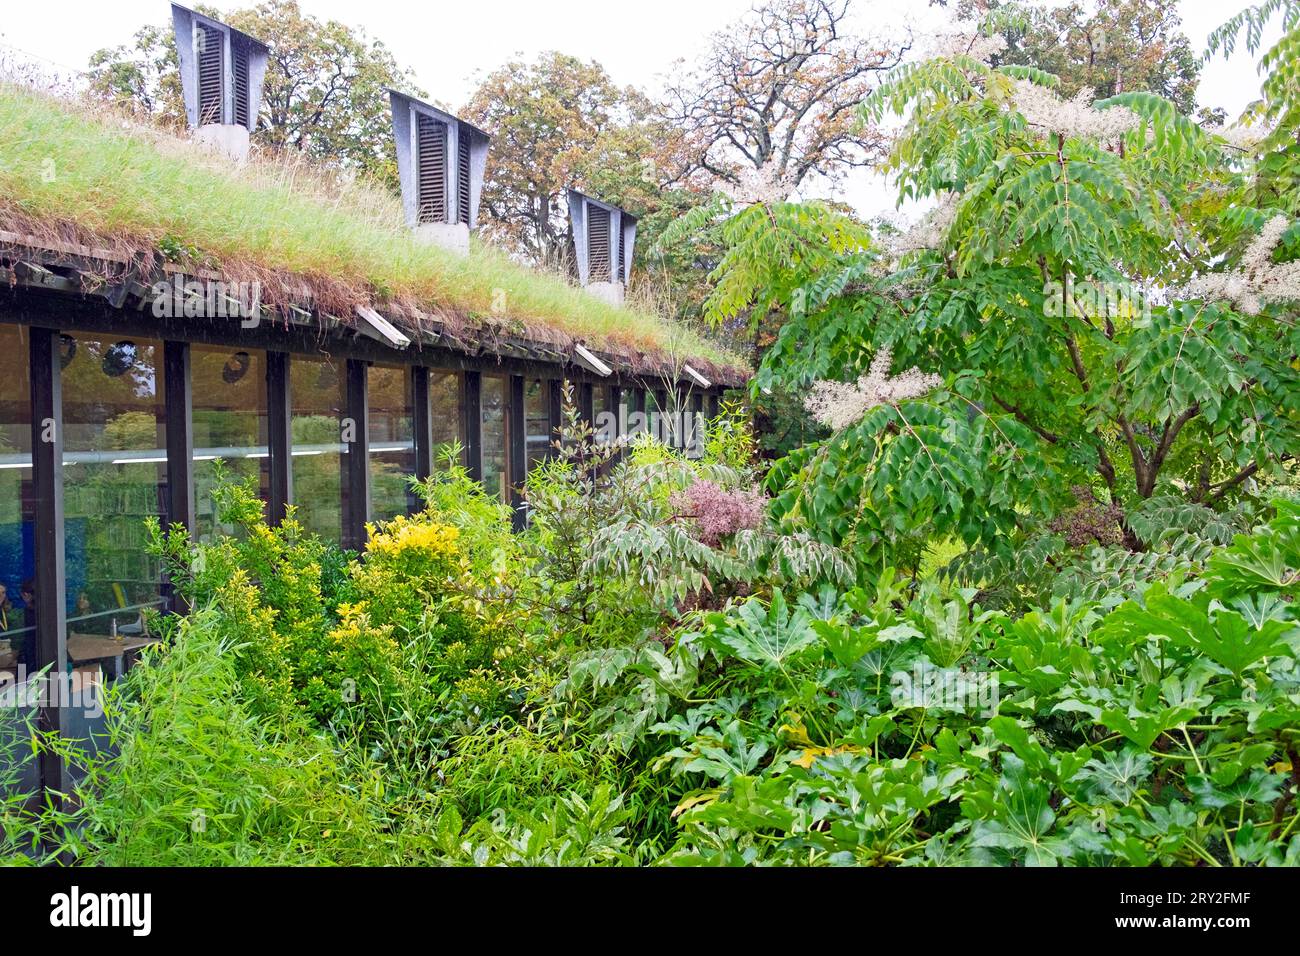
21;612;398;865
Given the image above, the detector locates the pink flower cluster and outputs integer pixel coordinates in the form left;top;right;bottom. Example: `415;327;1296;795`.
673;479;767;547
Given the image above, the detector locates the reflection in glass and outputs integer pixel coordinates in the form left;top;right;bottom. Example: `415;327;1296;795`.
0;324;34;792
429;371;462;468
290;355;345;541
592;385;612;445
61;333;167;640
524;379;550;470
480;374;509;502
192;345;269;540
0;325;34;679
369;365;414;523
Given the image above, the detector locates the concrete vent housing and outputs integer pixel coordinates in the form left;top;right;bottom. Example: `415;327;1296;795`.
388;90;490;255
171;3;268;163
567;189;636;306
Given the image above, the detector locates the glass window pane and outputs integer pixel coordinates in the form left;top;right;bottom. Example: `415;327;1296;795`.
191;345;269;540
0;325;34;681
592;385;614;444
524;379;550;470
429;371;461;468
61;334;167;641
369;364;414;523
0;324;34;793
480;374;509;502
290;355;345;541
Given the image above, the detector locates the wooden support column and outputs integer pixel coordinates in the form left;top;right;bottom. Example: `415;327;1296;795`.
28;327;67;799
266;351;292;525
163;341;194;535
343;358;370;551
411;365;433;484
508;374;527;531
163;341;194;613
463;370;482;482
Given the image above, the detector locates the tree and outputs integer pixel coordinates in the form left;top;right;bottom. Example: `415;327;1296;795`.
997;0;1201;115
462;52;652;266
698;17;1299;566
662;0;910;195
935;0;1201;115
87;20;187;128
87;0;415;186
1208;0;1300;212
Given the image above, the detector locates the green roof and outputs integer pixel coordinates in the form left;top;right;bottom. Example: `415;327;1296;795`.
0;83;747;383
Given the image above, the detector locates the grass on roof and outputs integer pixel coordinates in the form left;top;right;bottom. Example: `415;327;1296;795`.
0;83;742;373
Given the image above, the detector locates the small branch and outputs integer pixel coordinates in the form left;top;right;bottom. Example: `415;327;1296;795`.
1206;462;1261;503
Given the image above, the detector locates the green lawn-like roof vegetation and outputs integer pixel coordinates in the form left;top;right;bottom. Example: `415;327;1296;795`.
0;83;745;379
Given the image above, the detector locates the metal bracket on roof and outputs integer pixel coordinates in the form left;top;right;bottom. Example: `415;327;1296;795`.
355;305;411;350
573;343;612;377
682;364;711;389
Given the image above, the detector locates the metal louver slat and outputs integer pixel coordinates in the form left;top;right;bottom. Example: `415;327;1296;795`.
417;114;447;224
587;206;611;283
232;38;250;129
457;131;472;226
616;222;625;283
197;23;224;126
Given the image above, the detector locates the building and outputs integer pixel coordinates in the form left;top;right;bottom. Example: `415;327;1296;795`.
0;9;745;799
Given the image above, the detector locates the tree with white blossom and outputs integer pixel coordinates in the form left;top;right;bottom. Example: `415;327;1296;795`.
701;4;1300;564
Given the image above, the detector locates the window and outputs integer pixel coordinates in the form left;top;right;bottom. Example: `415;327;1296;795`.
191;345;269;541
429;371;461;468
369;365;415;523
524;379;550;470
480;374;509;503
592;386;613;445
60;334;168;725
290;355;345;541
0;325;34;683
0;324;34;791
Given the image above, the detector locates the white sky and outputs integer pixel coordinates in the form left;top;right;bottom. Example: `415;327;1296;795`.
0;0;1281;220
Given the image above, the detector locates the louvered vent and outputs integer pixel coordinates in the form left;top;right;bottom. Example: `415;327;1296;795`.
617;224;625;282
197;23;224;126
457;132;471;225
417;114;447;224
587;207;611;283
232;37;251;129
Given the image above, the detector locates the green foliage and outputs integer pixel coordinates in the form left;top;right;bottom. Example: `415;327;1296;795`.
705;18;1300;570
24;615;397;865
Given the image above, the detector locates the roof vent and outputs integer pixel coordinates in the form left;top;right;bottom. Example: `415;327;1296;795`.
567;190;636;306
171;3;268;163
388;89;490;255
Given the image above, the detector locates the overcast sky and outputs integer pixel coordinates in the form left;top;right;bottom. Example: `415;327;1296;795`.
0;0;1281;219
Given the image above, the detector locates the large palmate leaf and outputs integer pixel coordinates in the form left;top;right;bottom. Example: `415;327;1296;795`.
695;591;819;670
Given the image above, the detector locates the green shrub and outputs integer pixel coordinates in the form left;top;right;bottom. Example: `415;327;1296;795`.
43;611;400;865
